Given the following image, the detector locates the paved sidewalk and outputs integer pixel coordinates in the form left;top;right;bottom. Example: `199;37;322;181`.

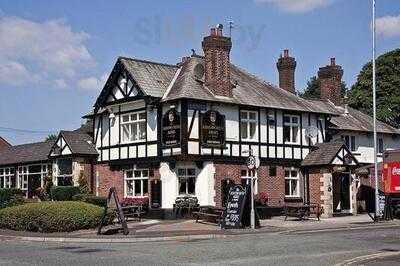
0;214;399;243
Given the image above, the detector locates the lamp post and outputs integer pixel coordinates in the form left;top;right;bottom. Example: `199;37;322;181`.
372;0;379;221
246;150;260;229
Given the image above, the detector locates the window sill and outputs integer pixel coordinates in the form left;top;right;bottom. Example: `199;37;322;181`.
284;142;300;145
121;140;146;145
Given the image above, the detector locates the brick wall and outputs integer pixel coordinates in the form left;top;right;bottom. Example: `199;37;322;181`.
308;168;323;205
213;163;287;207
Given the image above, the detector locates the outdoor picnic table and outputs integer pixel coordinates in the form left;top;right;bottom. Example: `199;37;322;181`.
284;203;321;221
121;204;145;222
192;206;225;225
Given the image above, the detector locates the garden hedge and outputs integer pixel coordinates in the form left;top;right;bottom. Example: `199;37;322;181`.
72;194;107;207
0;201;114;232
0;188;25;209
50;186;81;201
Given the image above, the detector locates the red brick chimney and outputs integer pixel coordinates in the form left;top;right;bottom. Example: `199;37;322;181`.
202;25;232;98
276;49;297;94
318;58;344;106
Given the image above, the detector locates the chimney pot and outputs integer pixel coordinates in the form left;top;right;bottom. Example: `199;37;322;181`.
210;28;216;36
331;58;336;66
284;49;289;58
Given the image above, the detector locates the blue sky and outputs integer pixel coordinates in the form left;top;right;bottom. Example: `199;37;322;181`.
0;0;399;145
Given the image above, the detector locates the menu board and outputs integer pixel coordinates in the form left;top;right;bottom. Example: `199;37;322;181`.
201;110;225;148
222;185;247;229
162;108;181;148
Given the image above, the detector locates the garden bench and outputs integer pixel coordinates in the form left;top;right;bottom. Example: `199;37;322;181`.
192;206;225;225
284;203;322;221
121;205;145;222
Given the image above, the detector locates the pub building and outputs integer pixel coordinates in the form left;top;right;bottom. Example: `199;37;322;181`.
1;25;399;218
89;25;364;218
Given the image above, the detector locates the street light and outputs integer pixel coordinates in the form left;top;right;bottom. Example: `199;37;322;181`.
372;0;379;221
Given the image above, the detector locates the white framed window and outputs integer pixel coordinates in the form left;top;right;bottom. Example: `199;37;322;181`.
240;110;258;141
285;168;300;197
121;111;146;143
342;135;356;152
56;159;73;186
283;115;300;144
178;168;196;195
0;167;15;188
124;169;149;197
17;166;29;191
240;169;258;194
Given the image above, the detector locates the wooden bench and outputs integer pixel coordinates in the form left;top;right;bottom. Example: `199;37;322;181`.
121;205;146;222
193;206;225;225
284;203;322;221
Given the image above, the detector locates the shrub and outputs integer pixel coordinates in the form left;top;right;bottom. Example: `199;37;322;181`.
50;186;81;201
0;188;25;209
255;192;269;206
72;194;107;207
0;201;114;232
120;197;149;207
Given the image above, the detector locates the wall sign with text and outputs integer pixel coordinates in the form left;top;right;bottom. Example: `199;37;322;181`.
162;108;181;148
200;110;226;148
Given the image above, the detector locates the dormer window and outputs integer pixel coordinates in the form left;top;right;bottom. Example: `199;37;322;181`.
121;111;146;143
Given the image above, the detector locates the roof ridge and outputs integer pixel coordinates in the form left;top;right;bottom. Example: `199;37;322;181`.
118;56;178;68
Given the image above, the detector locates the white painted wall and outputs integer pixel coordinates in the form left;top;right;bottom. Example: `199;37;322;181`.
332;130;400;164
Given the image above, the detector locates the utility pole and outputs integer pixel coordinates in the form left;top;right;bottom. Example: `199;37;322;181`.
372;0;379;221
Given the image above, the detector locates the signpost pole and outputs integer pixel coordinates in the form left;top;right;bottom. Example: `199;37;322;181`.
250;168;255;229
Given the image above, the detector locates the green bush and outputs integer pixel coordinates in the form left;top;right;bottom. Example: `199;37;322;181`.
72;194;107;207
0;201;114;232
50;186;80;201
0;188;25;209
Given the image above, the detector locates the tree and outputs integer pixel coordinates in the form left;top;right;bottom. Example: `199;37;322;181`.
45;134;57;141
300;76;348;100
348;49;400;128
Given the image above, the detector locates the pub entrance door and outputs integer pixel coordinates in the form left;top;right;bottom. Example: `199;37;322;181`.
332;173;351;213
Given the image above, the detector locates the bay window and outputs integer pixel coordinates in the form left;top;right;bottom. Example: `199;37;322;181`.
121;111;146;143
285;168;300;197
178;168;196;195
283;115;299;144
240;111;257;141
125;169;149;197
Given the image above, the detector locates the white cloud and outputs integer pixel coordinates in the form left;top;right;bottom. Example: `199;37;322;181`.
77;73;108;91
0;61;34;86
376;15;400;38
0;16;95;88
54;79;67;89
255;0;329;13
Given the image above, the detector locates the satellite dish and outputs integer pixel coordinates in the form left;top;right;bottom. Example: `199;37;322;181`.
193;63;205;80
305;126;318;139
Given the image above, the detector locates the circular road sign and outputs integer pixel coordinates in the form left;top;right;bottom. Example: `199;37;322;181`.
247;155;256;170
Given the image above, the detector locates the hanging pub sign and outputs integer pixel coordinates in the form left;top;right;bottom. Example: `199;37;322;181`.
201;110;225;148
162;108;181;148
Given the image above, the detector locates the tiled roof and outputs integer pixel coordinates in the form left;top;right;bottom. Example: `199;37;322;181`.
59;131;98;156
162;56;340;115
120;57;179;98
74;120;94;136
0;140;54;166
330;106;400;135
301;142;347;166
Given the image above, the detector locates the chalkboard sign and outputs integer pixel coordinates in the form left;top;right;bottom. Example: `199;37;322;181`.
222;185;247;229
162;108;181;148
97;187;129;235
201;110;225;148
